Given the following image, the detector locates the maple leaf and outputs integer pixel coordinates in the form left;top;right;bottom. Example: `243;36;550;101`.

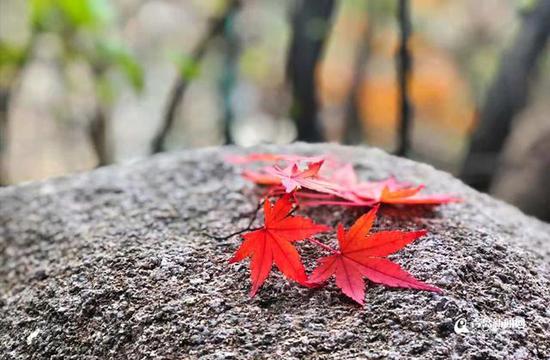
232;155;341;191
225;152;336;166
225;153;285;164
242;169;281;186
309;207;441;305
327;164;460;206
264;160;343;196
229;195;330;296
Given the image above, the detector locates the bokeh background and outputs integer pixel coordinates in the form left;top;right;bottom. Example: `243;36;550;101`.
0;0;549;220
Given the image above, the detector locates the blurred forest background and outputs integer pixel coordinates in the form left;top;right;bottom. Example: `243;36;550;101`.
0;0;549;220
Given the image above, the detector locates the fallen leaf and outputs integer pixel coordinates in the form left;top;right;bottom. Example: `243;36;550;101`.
329;164;460;206
264;161;343;196
242;169;281;186
230;195;331;296
225;153;327;165
309;207;441;305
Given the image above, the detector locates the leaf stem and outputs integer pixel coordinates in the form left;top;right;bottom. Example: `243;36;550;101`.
204;226;262;241
203;199;263;240
300;200;375;207
308;238;338;254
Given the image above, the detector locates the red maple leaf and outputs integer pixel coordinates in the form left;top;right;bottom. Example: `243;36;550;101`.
309;207;441;305
229;154;459;207
237;157;341;190
326;164;460;206
229;195;330;296
264;160;343;196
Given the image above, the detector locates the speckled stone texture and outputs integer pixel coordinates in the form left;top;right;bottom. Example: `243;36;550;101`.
1;143;549;360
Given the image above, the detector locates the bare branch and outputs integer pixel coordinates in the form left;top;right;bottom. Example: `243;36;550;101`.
151;0;241;154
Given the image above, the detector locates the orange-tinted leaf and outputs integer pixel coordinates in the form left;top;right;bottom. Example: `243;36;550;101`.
242;170;281;186
347;230;427;257
342;206;378;251
226;153;284;164
331;166;460;206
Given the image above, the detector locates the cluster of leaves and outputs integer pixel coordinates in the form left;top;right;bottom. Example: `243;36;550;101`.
1;0;143;100
223;153;459;305
228;153;459;207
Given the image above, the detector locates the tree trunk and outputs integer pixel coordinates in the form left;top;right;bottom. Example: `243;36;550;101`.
287;0;336;142
220;4;240;145
395;0;413;157
343;0;373;145
89;105;113;167
491;128;550;222
0;88;10;185
461;0;550;191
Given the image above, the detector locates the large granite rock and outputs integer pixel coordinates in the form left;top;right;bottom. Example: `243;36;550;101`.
1;143;549;359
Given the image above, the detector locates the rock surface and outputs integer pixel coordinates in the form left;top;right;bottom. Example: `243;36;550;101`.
1;143;549;359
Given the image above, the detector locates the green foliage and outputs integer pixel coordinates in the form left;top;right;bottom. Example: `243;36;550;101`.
96;40;144;92
517;0;538;13
95;73;115;103
30;0;112;31
0;0;144;100
0;42;27;86
171;53;201;81
0;42;26;68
